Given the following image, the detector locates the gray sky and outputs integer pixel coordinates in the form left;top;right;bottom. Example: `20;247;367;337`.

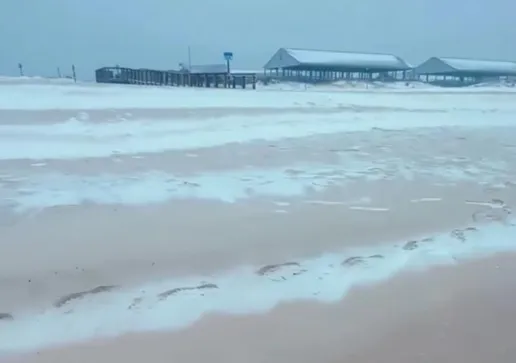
1;0;514;79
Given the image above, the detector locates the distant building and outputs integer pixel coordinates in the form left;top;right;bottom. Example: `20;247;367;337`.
263;47;412;82
415;57;516;84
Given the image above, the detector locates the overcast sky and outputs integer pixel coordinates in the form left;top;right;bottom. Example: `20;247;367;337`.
1;0;514;79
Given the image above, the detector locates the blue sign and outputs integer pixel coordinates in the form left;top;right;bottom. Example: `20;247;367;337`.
223;52;233;61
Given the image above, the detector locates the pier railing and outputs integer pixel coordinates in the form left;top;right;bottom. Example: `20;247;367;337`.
95;66;257;89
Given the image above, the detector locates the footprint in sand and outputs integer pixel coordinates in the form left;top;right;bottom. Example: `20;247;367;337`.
342;256;365;266
403;240;419;251
182;181;200;187
54;285;118;308
256;262;306;280
157;283;218;301
451;229;467;242
402;235;438;251
472;208;512;223
0;313;13;321
256;262;300;276
342;255;384;267
128;297;143;310
450;227;478;242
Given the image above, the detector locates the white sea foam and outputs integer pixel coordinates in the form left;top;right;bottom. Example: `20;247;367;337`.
1;221;515;354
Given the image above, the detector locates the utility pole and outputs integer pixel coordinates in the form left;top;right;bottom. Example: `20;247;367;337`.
18;63;24;76
188;46;192;70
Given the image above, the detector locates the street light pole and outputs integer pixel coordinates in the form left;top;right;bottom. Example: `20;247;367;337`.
188;46;192;70
223;52;233;88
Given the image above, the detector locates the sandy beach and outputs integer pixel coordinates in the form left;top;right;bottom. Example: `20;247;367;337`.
1;78;516;361
7;255;516;363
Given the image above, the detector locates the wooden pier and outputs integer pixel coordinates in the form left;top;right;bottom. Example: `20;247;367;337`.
95;66;257;89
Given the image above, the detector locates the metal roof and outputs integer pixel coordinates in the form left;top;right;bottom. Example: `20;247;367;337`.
264;48;411;71
415;57;516;76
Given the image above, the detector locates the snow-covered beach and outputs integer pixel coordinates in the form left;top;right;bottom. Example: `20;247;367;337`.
1;78;516;362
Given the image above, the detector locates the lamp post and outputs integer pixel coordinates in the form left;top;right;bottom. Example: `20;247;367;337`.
224;52;233;74
223;52;233;88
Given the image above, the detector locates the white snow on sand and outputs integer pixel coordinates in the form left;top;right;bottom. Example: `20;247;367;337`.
1;78;516;111
1;77;516;356
1;221;515;353
1;109;516;161
0;159;510;213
